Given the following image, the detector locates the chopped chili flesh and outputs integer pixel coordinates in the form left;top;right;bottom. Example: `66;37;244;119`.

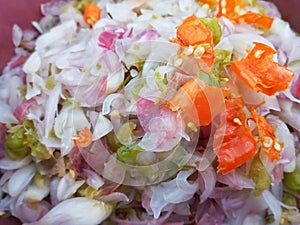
214;98;257;174
231;42;294;96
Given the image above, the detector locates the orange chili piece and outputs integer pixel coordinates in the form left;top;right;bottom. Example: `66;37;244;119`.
234;11;274;29
72;127;93;148
214;97;257;174
166;77;226;127
172;15;215;68
216;1;274;30
251;106;282;162
175;15;212;47
196;0;217;6
231;42;294;96
84;3;101;26
216;0;248;18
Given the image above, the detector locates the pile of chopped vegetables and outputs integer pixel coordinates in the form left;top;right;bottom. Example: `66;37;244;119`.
1;0;300;224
